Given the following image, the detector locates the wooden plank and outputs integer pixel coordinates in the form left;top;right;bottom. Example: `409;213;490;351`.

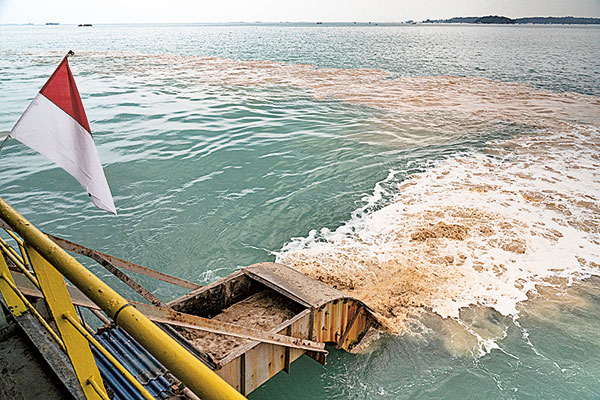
136;303;326;353
216;310;320;395
214;358;241;392
286;311;310;366
243;341;285;393
217;309;315;366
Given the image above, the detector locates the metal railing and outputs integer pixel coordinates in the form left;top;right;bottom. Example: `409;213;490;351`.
0;196;246;400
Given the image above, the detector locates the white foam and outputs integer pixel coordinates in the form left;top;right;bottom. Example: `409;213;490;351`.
278;126;600;351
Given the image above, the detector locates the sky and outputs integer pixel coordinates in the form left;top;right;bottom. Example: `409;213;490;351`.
1;0;599;24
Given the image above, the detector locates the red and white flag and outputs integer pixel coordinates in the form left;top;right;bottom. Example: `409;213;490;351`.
9;54;117;215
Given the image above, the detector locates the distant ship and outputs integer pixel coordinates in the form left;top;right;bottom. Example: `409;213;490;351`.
78;24;93;27
45;22;59;25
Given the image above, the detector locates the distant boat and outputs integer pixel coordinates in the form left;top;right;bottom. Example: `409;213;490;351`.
316;22;323;25
45;22;59;25
78;24;93;27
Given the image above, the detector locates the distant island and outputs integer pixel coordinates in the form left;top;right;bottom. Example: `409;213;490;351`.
424;16;600;25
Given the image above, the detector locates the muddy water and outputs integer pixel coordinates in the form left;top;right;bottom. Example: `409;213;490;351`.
280;125;600;351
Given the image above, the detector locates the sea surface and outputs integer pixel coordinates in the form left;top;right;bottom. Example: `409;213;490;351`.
1;23;600;399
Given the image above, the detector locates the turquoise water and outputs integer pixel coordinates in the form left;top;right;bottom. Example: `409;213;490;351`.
1;24;600;399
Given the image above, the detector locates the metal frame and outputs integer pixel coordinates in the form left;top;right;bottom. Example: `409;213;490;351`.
0;196;246;400
26;244;108;400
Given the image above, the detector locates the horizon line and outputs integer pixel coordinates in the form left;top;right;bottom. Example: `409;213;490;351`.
3;15;600;25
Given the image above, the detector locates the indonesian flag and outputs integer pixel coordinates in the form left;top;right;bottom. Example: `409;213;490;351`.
9;54;117;215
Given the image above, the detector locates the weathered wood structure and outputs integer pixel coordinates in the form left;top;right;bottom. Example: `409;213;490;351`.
168;262;376;395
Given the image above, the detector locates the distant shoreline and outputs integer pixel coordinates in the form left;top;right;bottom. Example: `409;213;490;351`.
424;16;600;25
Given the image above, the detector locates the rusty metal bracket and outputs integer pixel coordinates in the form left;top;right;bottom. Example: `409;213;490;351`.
336;307;364;349
85;250;165;307
47;233;201;290
283;325;291;374
137;303;327;353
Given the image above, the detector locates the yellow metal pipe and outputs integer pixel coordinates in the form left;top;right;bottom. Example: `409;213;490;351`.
3;229;29;265
0;235;25;265
18;242;30;268
0;239;41;289
0;197;246;400
87;377;111;400
4;228;24;246
63;313;155;400
3;229;31;268
0;273;66;351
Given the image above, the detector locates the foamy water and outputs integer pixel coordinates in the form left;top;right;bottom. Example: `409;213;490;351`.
279;121;600;353
232;60;600;352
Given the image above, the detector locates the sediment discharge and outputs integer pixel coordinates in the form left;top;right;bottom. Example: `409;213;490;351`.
27;51;600;351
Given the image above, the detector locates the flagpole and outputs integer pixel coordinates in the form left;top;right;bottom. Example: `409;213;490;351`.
0;51;74;154
0;133;9;152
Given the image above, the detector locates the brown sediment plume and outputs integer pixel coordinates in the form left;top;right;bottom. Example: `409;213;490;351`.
410;222;469;242
280;126;600;338
24;50;600;132
282;205;530;334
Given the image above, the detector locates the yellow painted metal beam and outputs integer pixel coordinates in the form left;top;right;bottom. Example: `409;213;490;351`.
0;271;66;351
0;197;246;400
0;256;27;316
87;377;110;400
27;244;108;400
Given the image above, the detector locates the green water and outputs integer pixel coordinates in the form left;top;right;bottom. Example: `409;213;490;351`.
1;23;600;399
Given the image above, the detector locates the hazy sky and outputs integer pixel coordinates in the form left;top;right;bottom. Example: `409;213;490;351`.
1;0;599;24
